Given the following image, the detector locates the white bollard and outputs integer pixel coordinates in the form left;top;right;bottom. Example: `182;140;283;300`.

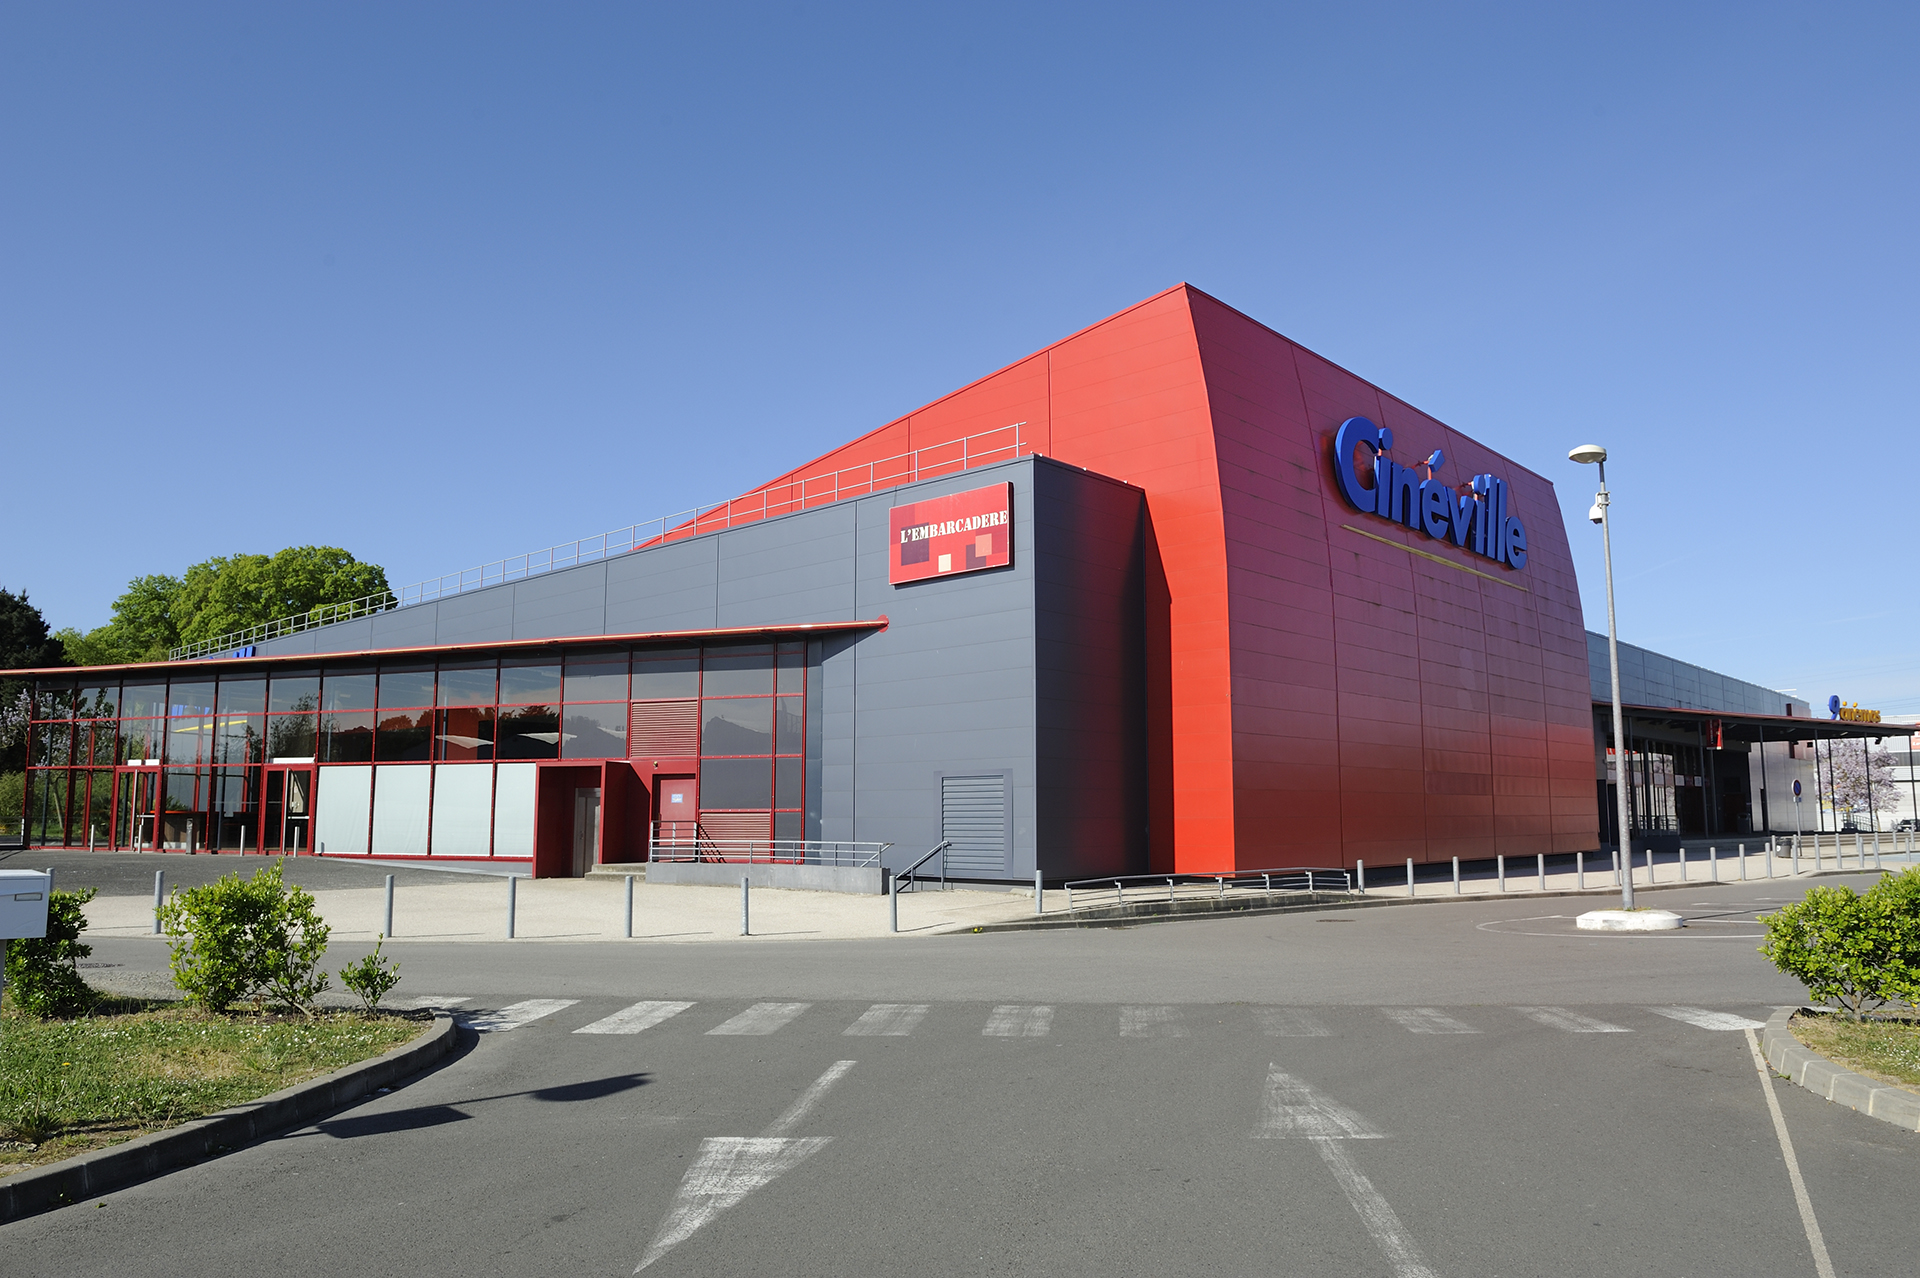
1679;847;1687;882
741;876;750;936
1577;852;1585;890
507;875;518;939
384;874;395;938
1710;845;1718;882
1452;858;1461;895
1497;854;1505;892
153;870;165;934
1407;858;1415;897
1035;869;1044;914
625;874;635;938
1356;860;1366;894
1537;852;1545;891
1855;832;1863;869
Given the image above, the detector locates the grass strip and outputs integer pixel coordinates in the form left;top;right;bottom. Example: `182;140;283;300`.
1790;1012;1920;1091
1;995;424;1174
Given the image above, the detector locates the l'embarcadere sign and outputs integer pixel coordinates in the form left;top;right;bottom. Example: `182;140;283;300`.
1332;416;1528;570
889;482;1013;584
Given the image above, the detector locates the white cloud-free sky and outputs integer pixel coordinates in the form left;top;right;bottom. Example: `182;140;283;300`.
3;3;1914;711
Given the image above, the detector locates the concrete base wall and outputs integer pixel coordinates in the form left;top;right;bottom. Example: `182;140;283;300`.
645;860;885;895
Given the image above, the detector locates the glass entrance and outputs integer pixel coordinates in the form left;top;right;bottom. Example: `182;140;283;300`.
115;768;161;850
263;767;315;853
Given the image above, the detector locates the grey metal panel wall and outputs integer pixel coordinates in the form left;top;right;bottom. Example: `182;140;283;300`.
1032;462;1148;879
513;564;608;640
1585;631;1808;717
605;538;721;634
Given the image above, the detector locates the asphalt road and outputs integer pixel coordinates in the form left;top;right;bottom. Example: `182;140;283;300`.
6;875;1913;1276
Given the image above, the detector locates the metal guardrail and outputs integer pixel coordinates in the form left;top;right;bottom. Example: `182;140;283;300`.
174;420;1034;660
1062;866;1354;912
648;824;890;868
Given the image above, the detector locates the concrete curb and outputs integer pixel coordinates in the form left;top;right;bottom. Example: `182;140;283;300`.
0;1010;457;1224
1759;1006;1920;1134
973;877;1758;933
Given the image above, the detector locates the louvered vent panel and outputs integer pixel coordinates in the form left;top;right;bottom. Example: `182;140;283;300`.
629;700;698;758
941;775;1007;875
697;811;771;843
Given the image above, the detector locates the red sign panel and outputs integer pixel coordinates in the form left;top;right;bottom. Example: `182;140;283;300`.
888;482;1013;584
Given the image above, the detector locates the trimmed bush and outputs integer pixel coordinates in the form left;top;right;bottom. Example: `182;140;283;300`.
159;862;331;1013
3;887;97;1018
338;936;402;1012
1760;868;1920;1018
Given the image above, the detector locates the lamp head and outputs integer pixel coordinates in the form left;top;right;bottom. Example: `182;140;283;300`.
1569;444;1607;465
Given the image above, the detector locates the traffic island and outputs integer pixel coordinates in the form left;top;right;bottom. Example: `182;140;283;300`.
0;1004;454;1223
1575;908;1686;932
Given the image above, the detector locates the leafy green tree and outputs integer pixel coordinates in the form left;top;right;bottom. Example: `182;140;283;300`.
1759;868;1920;1018
60;547;389;665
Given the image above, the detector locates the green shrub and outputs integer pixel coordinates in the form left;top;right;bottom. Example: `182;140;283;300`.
338;936;401;1012
1760;868;1920;1018
3;887;98;1018
158;862;330;1014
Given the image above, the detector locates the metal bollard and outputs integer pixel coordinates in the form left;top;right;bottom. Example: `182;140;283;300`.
890;872;900;933
1577;851;1585;891
507;875;518;939
741;877;750;936
1679;847;1687;882
1537;852;1545;891
625;874;635;938
1407;858;1415;897
1035;869;1044;915
1874;833;1882;872
384;874;395;938
1356;860;1366;894
1452;857;1461;895
1262;873;1271;896
1497;855;1505;892
1306;871;1314;893
1855;832;1863;869
1710;845;1718;882
153;870;165;934
1216;876;1224;899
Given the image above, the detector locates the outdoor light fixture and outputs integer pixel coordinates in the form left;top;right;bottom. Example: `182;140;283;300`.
1570;442;1636;909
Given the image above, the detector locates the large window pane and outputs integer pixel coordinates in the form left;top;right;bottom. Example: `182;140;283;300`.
776;648;804;694
371;764;430;856
775;757;803;810
34;683;74;719
702;650;773;697
497;707;559;760
430;764;493;857
322;671;377;712
561;703;626;759
269;675;319;713
437;663;497;708
436;707;496;761
84;769;115;843
32;770;71;844
564;652;628;703
81;721;116;766
775;697;803;752
499;663;561;705
493;764;536;857
167;714;216;767
216;678;265;716
631;656;698;699
267;714;316;762
314;765;372;855
375;710;433;761
322;712;376;762
216;713;264;764
122;683;167;719
76;684;119;719
120;720;162;764
699;758;771;809
32;723;71;767
701;698;772;755
378;666;435;710
168;681;217;716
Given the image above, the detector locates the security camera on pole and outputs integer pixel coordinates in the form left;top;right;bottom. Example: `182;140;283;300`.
1568;445;1680;931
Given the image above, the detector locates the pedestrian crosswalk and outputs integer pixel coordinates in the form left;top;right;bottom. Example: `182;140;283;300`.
460;998;1779;1039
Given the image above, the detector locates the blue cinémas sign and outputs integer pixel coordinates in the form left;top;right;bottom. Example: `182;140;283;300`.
1333;417;1527;571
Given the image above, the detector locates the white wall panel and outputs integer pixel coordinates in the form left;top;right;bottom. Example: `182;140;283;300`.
314;765;371;856
372;765;430;857
431;764;494;857
493;763;537;858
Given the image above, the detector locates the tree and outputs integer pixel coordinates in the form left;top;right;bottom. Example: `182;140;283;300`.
0;588;68;770
1826;740;1900;828
59;547;390;665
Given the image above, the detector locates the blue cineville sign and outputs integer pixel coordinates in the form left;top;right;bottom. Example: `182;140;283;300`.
1332;417;1528;571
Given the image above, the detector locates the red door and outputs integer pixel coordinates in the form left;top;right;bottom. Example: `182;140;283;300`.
654;774;697;851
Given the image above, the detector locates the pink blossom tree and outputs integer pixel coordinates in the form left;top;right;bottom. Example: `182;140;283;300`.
1824;740;1900;828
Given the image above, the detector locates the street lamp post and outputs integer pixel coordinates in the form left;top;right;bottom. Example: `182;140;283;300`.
1570;444;1635;909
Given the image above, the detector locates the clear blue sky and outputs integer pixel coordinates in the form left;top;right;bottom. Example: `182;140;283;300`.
4;3;1915;713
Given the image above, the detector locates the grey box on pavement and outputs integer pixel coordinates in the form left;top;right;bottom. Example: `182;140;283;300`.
0;870;52;939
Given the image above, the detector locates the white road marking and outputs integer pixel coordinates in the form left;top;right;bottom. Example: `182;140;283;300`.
636;1060;856;1271
1743;1029;1838;1278
843;1003;929;1036
1252;1065;1383;1139
465;998;578;1033
762;1060;856;1138
1119;1005;1189;1037
707;1002;812;1036
1380;1007;1478;1034
1649;1005;1766;1031
635;1136;831;1271
575;1000;697;1035
1512;1006;1632;1033
1255;1007;1331;1037
1313;1136;1441;1278
983;1004;1054;1037
386;995;470;1010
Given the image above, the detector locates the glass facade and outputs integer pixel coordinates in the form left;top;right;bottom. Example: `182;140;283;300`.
19;637;812;857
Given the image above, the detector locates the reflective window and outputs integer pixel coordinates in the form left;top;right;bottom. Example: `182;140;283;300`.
86;721;119;765
321;712;376;763
322;672;376;712
776;646;804;694
499;663;561;706
120;720;162;763
562;703;627;758
167;714;216;768
168;680;217;716
497;707;560;759
437;663;496;708
216;713;264;765
775;757;803;809
375;710;433;761
702;649;773;697
217;678;265;716
699;758;772;809
268;675;319;713
436;708;497;761
32;723;71;767
33;683;74;719
632;655;699;700
775;697;803;753
76;684;119;719
266;714;316;761
774;810;802;841
378;666;435;710
122;683;168;719
702;698;772;755
564;651;628;702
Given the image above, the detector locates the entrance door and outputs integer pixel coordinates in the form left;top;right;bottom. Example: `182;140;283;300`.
115;767;161;850
654;774;697;846
572;786;601;877
263;766;316;853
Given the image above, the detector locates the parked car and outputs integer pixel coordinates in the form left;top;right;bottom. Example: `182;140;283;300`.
1897;818;1919;832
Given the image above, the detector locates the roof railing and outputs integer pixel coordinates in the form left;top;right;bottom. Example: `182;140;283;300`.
171;421;1033;661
